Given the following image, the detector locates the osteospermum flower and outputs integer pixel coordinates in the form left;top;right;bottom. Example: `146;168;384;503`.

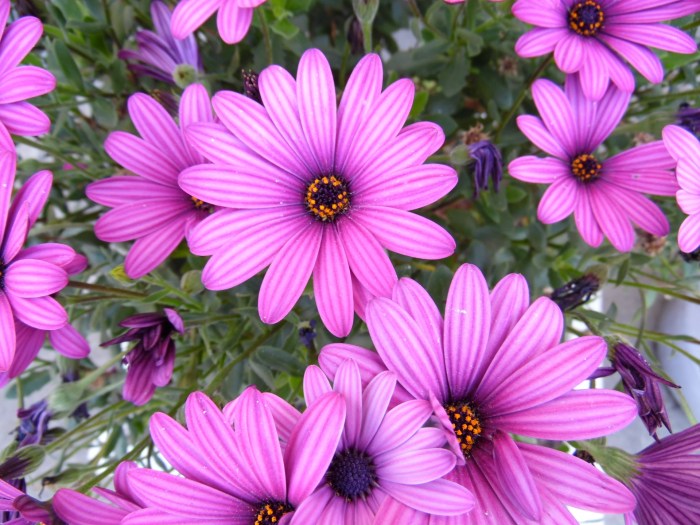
290;360;474;522
180;49;456;337
620;424;700;524
119;0;202;86
88;83;214;279
54;462;145;524
119;388;345;524
0;478;57;524
513;0;698;100
170;0;266;45
508;76;678;251
662;124;700;253
0;157;88;376
320;264;637;522
101;308;184;406
0;0;55;142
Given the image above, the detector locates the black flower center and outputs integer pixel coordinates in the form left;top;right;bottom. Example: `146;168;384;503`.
305;175;350;221
571;153;601;182
326;448;376;501
254;501;294;525
444;400;482;458
568;1;605;37
190;195;214;213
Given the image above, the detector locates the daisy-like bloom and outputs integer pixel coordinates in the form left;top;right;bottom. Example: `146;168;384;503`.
101;308;184;406
508;75;678;252
0;155;89;377
170;0;266;45
513;0;698;100
289;360;474;522
119;388;345;524
180;49;456;337
0;478;57;524
622;424;700;524
119;0;202;87
0;0;55;141
320;264;638;522
88;83;215;279
53;462;145;525
662;124;700;253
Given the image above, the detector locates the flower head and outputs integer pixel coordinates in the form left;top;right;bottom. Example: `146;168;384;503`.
180;49;457;337
0;478;57;525
15;400;52;447
290;360;474;523
677;103;700;137
117;388;345;523
170;0;267;45
88;83;215;279
468;140;503;198
662;124;700;253
549;271;601;311
101;308;184;405
509;76;678;251
513;0;698;100
119;0;202;86
0;0;55;142
320;264;637;522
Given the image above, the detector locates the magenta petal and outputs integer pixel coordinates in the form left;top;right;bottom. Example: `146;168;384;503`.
574;187;604;248
0;102;50;136
303;365;332;406
320;343;391;388
48;323;89;358
216;1;252;44
0;17;43;74
7;294;67;330
375;448;456;485
531;79;577;157
124;215;188;278
357;371;396;450
3;203;29;262
5;321;43;381
0;66;55;104
8;170;52;230
381;479;475;516
87;176;182;208
0;293;15;371
53;489;127;525
259;224;322;325
392;278;443;359
179;84;213;131
333;359;364;450
367;399;433;457
663;124;700;164
485;273;529;363
588;184;635;251
4;259;68;298
123;508;226;525
285;392;346;506
170;0;221;40
94;199;189;242
516;115;569;160
0;151;16;241
514;28;565;57
537;176;579;224
104;132;181;186
508;155;569;184
259;393;301;446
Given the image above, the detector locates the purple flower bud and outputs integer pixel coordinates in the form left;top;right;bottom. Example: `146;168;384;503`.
468;140;502;198
550;273;601;312
15;401;52;448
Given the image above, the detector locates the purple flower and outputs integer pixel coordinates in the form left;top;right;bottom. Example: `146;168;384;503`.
15;400;51;447
513;0;698;100
623;424;700;524
53;462;145;524
0;478;55;525
289;360;474;522
549;272;600;311
170;0;267;45
0;0;55;142
101;308;184;406
320;264;637;522
118;388;345;523
468;140;503;198
677;102;700;137
119;0;202;86
88;83;215;279
509;75;678;252
662;124;700;253
180;49;457;337
0;158;89;378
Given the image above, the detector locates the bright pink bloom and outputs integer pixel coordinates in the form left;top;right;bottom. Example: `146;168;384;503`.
0;0;55;142
662;124;700;253
118;388;345;524
0;154;88;377
89;83;215;279
513;0;698;100
0;478;57;524
289;360;474;523
170;0;266;45
320;264;637;522
509;75;678;251
181;49;456;337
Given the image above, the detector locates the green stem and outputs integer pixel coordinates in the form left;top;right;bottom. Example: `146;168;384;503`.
67;281;147;298
361;21;373;53
13;136;93;177
258;10;273;65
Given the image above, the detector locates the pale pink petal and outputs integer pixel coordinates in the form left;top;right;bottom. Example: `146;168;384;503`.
8;170;52;229
125;215;188;278
675;157;700;194
4;259;68;298
216;1;253;44
678;214;700;253
0;150;15;240
604;23;697;54
376;448;456;485
485;273;529;363
104;132;181;186
303;365;332;406
515;28;566;57
515;115;568;160
334;359;363;449
184;122;255;166
677;190;700;215
381;479;475;516
392;278;443;359
366;399;433;457
663;124;700;165
358;371;396;450
2;203;28;261
171;0;221;40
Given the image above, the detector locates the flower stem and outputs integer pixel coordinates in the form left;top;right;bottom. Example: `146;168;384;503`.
258;10;273;65
67;281;147;298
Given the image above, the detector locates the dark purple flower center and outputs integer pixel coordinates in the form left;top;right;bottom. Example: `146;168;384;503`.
571;153;601;183
326;448;376;501
243;69;262;105
305;175;350;222
444;401;482;458
190;195;214;213
254;501;293;525
0;259;4;290
568;1;605;37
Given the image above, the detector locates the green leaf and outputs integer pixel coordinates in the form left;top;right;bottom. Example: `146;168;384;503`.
53;40;84;91
271;18;299;39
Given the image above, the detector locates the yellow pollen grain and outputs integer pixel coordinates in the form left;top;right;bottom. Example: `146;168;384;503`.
444;402;482;458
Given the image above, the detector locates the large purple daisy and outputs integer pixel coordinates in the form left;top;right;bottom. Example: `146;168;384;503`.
290;359;474;522
513;0;698;100
180;49;456;337
170;0;266;45
120;388;345;524
88;83;215;279
508;75;678;252
320;264;637;522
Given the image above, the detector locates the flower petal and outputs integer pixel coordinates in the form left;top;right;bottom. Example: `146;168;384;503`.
492;431;542;521
7;295;67;330
216;1;253;44
0;293;15;371
4;259;68;298
171;0;221;40
508;156;569;184
380;479;475;516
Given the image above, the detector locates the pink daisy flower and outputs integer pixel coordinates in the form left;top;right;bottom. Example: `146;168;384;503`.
0;0;55;141
0;155;89;376
320;264;637;522
180;49;456;337
0;478;57;524
290;359;474;522
662;124;700;253
513;0;698;100
508;75;678;252
170;0;266;45
88;83;215;279
120;388;345;524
